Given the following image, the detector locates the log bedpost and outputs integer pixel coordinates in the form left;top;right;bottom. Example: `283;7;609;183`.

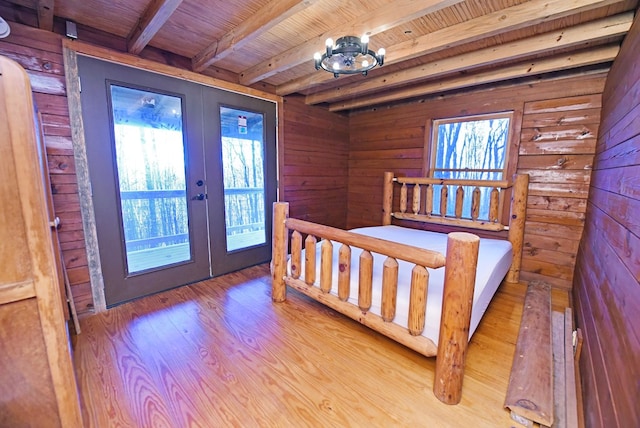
408;266;428;335
425;185;434;215
471;187;480;221
304;235;317;285
439;185;448;217
320;240;333;293
489;187;500;222
455;185;464;219
412;184;421;214
506;174;529;283
382;171;394;225
290;231;302;279
272;202;289;302
400;183;408;213
434;232;480;405
381;257;399;322
337;244;351;301
358;250;373;312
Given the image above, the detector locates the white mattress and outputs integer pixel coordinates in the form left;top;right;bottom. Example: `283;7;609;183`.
293;225;512;345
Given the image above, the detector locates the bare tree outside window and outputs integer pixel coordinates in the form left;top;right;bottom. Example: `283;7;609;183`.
220;107;267;252
430;112;512;219
115;125;189;250
111;86;192;273
221;136;265;250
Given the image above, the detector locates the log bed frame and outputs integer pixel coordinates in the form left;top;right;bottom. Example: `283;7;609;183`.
271;172;529;404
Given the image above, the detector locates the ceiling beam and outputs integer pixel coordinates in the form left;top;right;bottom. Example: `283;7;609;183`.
37;0;54;31
127;0;183;55
238;0;462;86
305;12;632;105
328;45;619;112
192;0;319;73
277;0;626;96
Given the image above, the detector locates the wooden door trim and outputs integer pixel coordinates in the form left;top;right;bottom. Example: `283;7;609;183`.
63;40;282;103
63;46;107;312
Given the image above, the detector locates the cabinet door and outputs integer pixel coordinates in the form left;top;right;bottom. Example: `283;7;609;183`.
0;55;83;427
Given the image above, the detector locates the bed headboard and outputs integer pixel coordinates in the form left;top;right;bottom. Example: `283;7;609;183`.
381;171;529;283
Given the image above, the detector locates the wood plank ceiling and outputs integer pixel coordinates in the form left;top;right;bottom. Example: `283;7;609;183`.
4;0;638;111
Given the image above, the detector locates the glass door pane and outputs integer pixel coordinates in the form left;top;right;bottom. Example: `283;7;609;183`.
110;85;191;273
220;107;266;252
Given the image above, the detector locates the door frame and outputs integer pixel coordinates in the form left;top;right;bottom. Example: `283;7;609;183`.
63;41;283;313
77;60;215;307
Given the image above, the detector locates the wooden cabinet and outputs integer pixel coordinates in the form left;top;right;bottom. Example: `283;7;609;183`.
0;56;83;427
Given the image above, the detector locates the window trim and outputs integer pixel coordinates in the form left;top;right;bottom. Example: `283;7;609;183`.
422;110;518;223
426;111;515;180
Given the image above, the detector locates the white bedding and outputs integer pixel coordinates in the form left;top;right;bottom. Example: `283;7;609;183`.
293;225;512;345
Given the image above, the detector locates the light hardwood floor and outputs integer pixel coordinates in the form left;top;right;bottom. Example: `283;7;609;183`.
73;264;567;427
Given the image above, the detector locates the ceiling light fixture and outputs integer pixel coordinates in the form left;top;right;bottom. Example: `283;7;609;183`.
314;35;385;78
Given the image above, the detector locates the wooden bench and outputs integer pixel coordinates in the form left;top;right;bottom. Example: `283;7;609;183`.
504;281;582;428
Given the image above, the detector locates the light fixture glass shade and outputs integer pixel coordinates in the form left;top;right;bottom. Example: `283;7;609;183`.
0;16;10;39
314;35;385;77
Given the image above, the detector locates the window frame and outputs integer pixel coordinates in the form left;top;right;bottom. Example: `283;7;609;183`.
426;111;515;181
423;111;518;223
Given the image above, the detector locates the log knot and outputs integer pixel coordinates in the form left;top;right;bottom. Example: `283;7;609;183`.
515;399;539;411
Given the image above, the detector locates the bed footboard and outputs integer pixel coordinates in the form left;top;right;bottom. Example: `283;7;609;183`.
271;202;480;405
272;171;528;405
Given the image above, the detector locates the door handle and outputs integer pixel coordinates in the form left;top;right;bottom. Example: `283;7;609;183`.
49;216;61;229
191;193;206;201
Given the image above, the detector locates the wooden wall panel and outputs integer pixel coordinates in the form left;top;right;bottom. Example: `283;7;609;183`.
518;92;603;290
348;73;607;290
281;95;349;228
573;10;640;427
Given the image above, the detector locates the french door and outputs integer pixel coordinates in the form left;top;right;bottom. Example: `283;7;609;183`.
77;56;276;307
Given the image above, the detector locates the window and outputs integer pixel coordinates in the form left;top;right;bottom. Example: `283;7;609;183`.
428;112;513;219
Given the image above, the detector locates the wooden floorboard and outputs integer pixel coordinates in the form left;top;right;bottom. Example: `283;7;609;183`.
73;264;567;427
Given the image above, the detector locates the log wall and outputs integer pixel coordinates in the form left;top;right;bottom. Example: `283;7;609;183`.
573;10;640;427
347;73;606;290
281;95;349;228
